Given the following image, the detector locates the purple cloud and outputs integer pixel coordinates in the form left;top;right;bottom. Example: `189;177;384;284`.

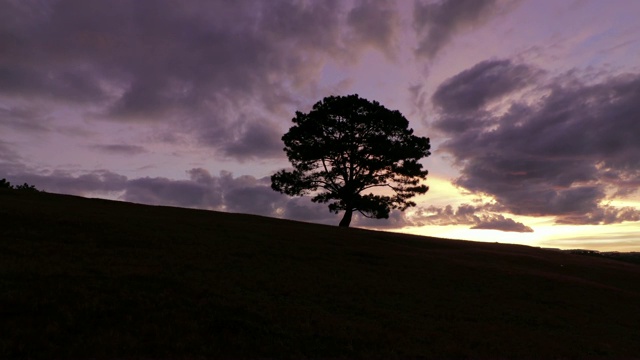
0;140;19;162
124;175;222;210
347;0;400;58
432;59;542;114
0;106;51;133
471;214;533;232
0;0;404;161
219;121;285;161
433;59;640;225
413;0;521;59
91;144;146;156
410;203;533;232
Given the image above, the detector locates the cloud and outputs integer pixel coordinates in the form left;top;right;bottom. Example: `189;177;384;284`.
352;210;412;229
409;203;533;232
413;0;521;59
4;169;129;194
1;0;406;161
347;0;400;59
91;144;146;155
0;140;20;162
218;120;284;161
281;197;339;225
0;65;107;104
557;205;640;225
215;172;281;216
434;59;640;225
124;173;222;210
431;59;542;114
471;214;533;232
122;169;289;215
0;105;51;133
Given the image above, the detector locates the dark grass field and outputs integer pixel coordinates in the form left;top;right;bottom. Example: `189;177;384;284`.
2;189;640;359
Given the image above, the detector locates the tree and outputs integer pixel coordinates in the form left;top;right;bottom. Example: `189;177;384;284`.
15;183;39;192
0;178;40;192
271;94;431;227
0;178;12;189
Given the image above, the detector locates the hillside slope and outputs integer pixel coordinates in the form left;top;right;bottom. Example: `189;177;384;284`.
1;190;640;358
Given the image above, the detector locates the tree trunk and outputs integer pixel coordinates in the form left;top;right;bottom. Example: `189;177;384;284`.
339;208;353;227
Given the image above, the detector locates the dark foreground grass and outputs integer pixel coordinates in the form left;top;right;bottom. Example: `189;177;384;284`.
1;189;640;359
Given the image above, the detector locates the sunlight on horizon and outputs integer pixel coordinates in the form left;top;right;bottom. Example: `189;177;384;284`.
394;177;640;252
398;220;640;252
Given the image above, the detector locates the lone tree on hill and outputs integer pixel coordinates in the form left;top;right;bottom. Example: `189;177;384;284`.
271;94;431;227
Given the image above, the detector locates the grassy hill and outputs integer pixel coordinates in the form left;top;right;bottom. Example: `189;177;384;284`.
2;189;640;359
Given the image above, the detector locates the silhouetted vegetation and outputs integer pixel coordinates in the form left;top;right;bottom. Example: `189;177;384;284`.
2;191;640;359
0;178;40;192
15;183;39;192
0;178;12;189
272;94;431;227
566;249;640;265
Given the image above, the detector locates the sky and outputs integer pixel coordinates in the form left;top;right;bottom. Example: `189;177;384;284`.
1;0;639;251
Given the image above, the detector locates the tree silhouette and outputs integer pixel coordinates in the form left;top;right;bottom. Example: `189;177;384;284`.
0;178;40;192
15;183;39;192
0;178;12;189
271;94;431;227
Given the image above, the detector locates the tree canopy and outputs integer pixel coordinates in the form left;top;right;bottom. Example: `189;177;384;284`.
271;94;431;227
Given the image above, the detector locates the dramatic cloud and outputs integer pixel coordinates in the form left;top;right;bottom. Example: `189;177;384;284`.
434;59;640;225
410;204;533;232
413;0;520;59
432;59;542;114
0;0;403;161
